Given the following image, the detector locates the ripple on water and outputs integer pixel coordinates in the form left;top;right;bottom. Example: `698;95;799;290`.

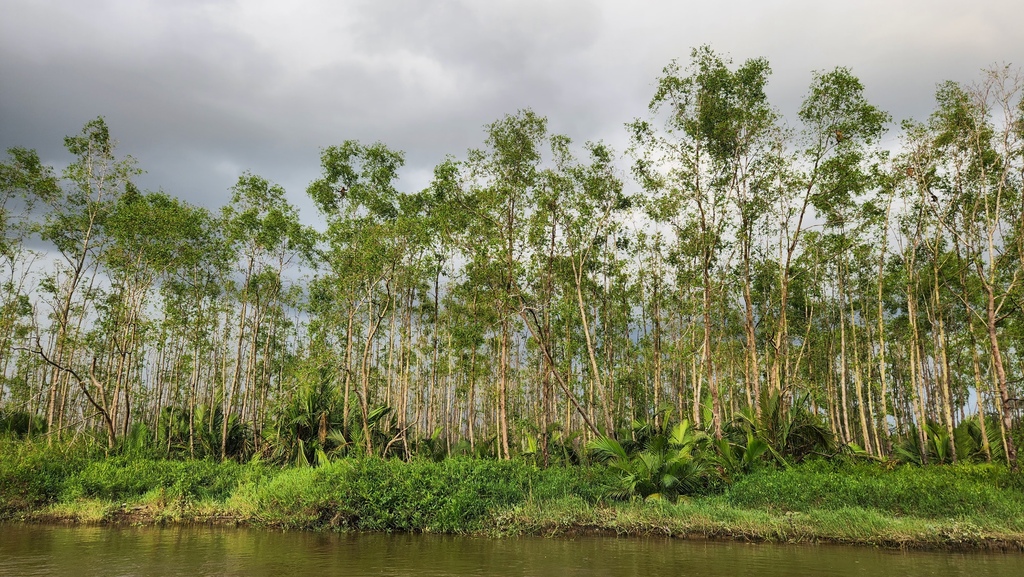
0;524;1021;577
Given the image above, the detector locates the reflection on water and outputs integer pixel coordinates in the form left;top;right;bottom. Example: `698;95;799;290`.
0;523;1021;577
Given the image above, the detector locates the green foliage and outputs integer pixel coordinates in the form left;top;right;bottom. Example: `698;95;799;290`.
0;409;47;438
154;405;251;460
238;457;609;532
263;359;345;465
61;457;252;502
727;391;835;467
728;460;1024;520
0;441;91;515
588;419;713;502
710;432;770;482
6;441;1024;544
410;426;447;462
895;418;1004;465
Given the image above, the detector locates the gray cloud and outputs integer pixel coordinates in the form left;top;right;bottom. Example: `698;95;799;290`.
2;0;1022;225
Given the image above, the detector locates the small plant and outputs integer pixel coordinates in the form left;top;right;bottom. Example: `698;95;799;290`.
895;418;1004;465
710;432;769;483
588;419;709;502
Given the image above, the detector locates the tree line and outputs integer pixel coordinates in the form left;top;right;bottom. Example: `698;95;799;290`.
1;47;1022;468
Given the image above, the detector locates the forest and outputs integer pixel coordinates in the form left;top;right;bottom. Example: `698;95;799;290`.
2;47;1023;483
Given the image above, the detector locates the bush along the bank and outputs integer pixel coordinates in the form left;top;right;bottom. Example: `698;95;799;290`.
60;457;259;503
578;396;1024;527
233;457;612;532
6;433;1024;543
0;440;265;517
584;394;837;503
0;441;91;515
727;460;1024;522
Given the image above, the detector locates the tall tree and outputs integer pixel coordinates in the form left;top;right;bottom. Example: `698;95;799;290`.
220;172;303;458
631;47;774;436
34;118;140;447
308;140;406;454
924;69;1023;467
458;110;548;458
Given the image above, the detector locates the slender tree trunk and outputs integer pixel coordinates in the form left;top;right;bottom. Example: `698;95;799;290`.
223;257;253;459
703;260;721;439
970;331;993;461
985;285;1018;467
838;281;851;445
849;293;872;455
498;320;510;459
341;306;356;438
876;196;893;454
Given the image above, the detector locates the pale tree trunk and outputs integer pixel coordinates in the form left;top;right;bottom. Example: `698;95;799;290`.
359;284;391;455
933;287;957;462
703;268;721;439
876;196;893;454
498;320;510;459
848;290;872;455
342;305;357;439
985;285;1017;467
571;256;612;436
838;289;851;445
970;331;993;461
907;290;929;464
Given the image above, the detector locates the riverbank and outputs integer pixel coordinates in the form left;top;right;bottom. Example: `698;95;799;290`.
27;499;1024;551
21;497;1024;551
3;445;1024;551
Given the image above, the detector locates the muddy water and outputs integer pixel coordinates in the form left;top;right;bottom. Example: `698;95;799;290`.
1;524;1021;576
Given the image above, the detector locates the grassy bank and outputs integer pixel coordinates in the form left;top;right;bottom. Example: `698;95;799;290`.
3;442;1024;550
497;461;1024;549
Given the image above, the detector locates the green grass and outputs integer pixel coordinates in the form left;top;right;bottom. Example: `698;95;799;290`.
61;456;258;502
232;457;611;532
726;459;1024;523
0;440;91;515
3;443;1024;548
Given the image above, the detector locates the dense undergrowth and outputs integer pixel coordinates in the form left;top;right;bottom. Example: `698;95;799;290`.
0;440;614;531
727;460;1024;521
232;458;611;531
3;438;1024;544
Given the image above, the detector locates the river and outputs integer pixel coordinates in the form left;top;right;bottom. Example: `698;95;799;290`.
1;524;1021;576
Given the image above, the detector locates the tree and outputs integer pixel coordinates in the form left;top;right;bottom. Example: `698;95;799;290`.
922;68;1024;467
0;148;59;416
631;47;775;437
33;117;140;446
308;141;407;455
220;172;303;458
776;66;889;398
457;110;548;458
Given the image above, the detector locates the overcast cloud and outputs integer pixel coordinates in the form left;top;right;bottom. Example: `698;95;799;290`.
2;0;1022;224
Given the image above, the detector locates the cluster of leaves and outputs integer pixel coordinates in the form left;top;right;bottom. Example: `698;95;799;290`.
237;457;610;532
587;392;835;502
141;408;251;461
0;409;46;438
60;456;256;502
728;459;1024;520
0;440;93;515
589;418;711;502
894;416;1005;465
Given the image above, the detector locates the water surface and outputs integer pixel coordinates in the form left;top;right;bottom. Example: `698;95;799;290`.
1;524;1021;576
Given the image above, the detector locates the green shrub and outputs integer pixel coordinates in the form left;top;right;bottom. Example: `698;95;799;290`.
62;457;251;502
0;441;90;515
727;460;1024;520
238;457;609;532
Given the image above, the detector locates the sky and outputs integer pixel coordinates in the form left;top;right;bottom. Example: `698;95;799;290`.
2;0;1022;226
